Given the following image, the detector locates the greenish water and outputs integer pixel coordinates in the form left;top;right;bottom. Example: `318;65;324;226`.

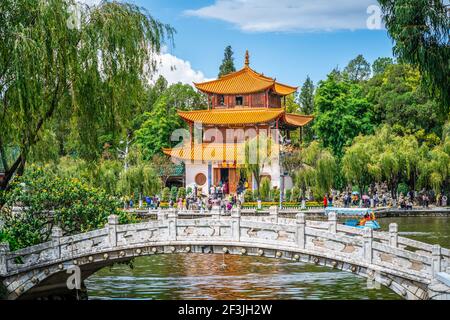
85;217;449;300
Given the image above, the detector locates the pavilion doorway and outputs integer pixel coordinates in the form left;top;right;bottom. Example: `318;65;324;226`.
213;167;239;194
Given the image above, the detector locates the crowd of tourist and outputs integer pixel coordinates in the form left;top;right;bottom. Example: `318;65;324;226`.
125;181;448;211
321;183;448;209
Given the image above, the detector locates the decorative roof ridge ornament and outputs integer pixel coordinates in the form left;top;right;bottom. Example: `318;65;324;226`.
244;50;249;67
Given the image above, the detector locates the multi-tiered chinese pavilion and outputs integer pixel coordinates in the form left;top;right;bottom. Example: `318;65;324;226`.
163;51;313;195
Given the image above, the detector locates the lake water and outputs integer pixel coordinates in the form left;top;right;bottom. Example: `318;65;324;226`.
85;216;449;300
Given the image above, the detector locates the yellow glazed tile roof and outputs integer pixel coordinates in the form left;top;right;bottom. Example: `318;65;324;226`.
194;66;297;96
163;143;246;162
283;113;314;127
178;107;285;125
274;82;298;96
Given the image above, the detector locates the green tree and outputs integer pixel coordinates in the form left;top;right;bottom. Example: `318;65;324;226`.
135;83;206;158
344;54;371;81
294;141;337;199
0;0;174;190
313;72;374;158
152;154;175;187
117;146;162;198
418;134;450;194
244;133;275;199
0;166;122;250
343;125;420;198
378;0;450;109
299;76;315;114
372;57;394;75
218;45;236;77
298;76;315;143
364;63;444;137
342;139;374;196
147;76;169;111
260;177;271;201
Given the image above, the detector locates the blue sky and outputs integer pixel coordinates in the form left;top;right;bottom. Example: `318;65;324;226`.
89;0;395;87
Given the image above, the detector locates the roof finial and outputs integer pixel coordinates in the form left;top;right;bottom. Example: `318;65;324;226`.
245;50;249;67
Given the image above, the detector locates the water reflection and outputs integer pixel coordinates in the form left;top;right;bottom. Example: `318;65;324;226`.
85;216;449;300
86;254;398;300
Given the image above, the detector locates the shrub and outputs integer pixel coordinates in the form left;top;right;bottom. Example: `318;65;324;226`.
161;187;170;202
177;187;186;199
271;187;280;202
285;189;292;202
244;189;254;202
170;186;178;201
260;177;271;201
0;165;121;251
291;186;300;202
397;183;409;196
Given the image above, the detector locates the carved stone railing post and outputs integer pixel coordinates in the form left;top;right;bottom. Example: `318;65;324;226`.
363;227;373;264
0;242;9;276
432;244;442;277
296;212;305;249
269;206;278;223
51;226;63;259
231;206;241;242
167;208;177;241
327;211;337;233
211;205;221;220
389;223;398;247
157;208;166;222
108;214;119;248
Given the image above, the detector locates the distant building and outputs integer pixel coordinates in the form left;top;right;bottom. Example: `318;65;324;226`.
163;51;313;195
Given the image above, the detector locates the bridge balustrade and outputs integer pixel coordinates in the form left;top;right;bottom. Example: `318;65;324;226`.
1;208;449;300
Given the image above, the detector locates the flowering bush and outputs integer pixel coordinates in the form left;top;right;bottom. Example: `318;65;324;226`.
0;165;125;251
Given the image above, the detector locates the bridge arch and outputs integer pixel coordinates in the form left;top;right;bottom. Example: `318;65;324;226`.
1;208;449;300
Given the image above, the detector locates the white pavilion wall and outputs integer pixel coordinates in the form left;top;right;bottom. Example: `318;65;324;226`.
185;162;209;193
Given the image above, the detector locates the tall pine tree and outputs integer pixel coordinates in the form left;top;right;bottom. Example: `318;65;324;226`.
218;45;236;77
299;76;315;114
299;76;315;143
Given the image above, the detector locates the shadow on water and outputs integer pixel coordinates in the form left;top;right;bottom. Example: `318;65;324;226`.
85;216;449;300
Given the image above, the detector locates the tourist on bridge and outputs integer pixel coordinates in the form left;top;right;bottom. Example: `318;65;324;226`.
343;193;348;207
145;196;152;208
323;194;328;208
374;193;379;207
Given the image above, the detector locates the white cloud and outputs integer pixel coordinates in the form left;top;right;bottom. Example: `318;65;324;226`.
152;51;212;86
75;1;211;86
185;0;381;32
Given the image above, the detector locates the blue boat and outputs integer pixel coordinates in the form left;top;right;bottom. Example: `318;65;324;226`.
343;219;380;230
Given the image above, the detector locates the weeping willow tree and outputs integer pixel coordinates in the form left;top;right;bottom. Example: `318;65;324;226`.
343;125;421;198
378;0;450;109
294;141;337;199
342;137;375;196
418;131;450;194
0;0;174;190
244;132;277;199
117;165;161;200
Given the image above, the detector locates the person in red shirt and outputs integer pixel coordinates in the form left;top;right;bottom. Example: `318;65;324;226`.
323;194;328;208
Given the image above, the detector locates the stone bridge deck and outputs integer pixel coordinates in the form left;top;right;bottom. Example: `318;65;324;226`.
1;207;450;300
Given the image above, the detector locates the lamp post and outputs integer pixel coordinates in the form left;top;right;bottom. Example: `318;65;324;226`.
279;150;285;209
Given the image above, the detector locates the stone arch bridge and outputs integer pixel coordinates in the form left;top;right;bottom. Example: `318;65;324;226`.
1;208;450;300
